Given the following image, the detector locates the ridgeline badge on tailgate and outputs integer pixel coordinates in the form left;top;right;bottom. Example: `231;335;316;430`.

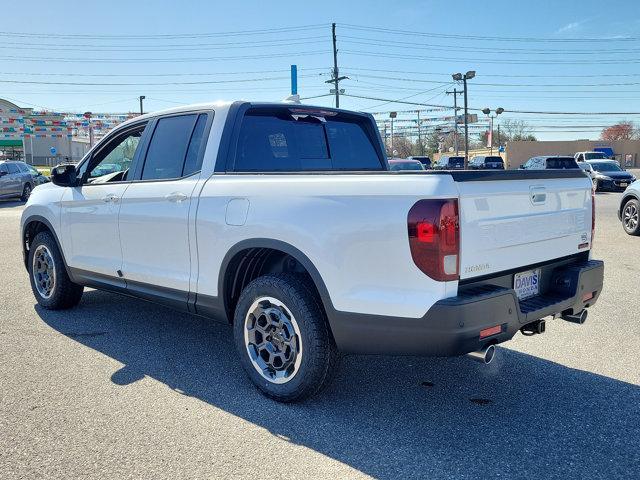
464;263;490;274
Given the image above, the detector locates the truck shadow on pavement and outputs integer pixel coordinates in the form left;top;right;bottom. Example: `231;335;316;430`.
37;290;640;480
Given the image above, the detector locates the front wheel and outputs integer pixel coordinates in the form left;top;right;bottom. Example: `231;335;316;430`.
28;231;84;309
21;183;32;201
622;198;640;235
233;273;339;402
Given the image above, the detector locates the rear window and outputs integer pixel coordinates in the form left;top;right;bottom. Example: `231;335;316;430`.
449;157;464;166
233;109;384;172
545;157;579;169
484;156;503;164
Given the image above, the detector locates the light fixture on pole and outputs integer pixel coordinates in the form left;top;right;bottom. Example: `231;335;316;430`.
482;107;504;156
451;71;475;168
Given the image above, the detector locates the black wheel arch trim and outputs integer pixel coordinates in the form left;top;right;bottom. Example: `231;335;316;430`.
216;238;335;324
21;215;73;277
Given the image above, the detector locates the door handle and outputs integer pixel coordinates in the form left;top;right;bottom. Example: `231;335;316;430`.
102;194;119;203
165;192;188;203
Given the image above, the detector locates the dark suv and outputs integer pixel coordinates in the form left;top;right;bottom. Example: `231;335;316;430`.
433;155;465;169
0;161;46;201
469;155;505;170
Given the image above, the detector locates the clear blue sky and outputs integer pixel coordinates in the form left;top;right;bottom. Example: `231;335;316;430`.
2;0;640;140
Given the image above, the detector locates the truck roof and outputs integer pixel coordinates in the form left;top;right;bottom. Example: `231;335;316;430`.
114;100;367;132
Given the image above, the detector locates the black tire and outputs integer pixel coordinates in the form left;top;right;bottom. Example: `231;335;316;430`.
28;231;83;310
621;198;640;236
21;183;32;202
233;273;339;402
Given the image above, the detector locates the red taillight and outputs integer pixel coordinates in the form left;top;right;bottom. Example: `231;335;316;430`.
408;199;460;281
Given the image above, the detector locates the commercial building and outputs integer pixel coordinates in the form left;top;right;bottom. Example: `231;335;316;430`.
505;140;640;169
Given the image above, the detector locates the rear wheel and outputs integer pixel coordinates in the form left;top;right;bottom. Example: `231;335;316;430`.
622;198;640;235
28;231;83;309
233;273;339;402
21;183;32;201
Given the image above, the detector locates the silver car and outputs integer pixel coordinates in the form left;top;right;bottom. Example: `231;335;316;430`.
0;161;38;201
619;181;640;236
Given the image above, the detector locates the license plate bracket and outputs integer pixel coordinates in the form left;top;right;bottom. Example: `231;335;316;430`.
514;269;541;300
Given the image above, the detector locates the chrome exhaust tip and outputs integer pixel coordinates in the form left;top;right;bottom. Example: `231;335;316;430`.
562;309;588;325
467;344;496;365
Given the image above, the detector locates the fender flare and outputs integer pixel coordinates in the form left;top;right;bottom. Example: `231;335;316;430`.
21;215;73;279
218;238;336;319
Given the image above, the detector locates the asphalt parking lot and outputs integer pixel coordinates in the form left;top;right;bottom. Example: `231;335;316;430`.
1;184;639;480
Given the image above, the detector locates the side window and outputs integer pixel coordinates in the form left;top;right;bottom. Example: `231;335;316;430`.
233;110;383;172
181;114;209;177
82;124;146;184
141;114;198;180
6;163;19;174
17;163;30;173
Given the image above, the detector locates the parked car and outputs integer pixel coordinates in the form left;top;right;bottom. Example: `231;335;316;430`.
585;160;636;192
20;162;50;186
578;162;597;189
388;158;425;171
468;155;505;170
0;160;35;201
407;156;432;169
575;151;611;162
520;156;579;170
433;155;465;169
619;180;640;235
21;101;603;402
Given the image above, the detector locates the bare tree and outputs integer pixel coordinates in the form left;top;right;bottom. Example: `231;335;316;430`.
601;121;638;141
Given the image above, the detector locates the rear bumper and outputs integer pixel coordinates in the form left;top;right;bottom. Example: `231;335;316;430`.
329;259;604;356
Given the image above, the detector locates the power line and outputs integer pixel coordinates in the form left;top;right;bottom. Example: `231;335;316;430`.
0;24;329;39
344;67;640;79
342;49;640;65
340;36;640;55
0;74;320;86
344;93;640;115
0;68;327;77
0;50;331;63
345;73;640;88
0;36;327;50
339;23;640;42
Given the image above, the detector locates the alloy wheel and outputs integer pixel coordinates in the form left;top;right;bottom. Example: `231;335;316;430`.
32;245;56;298
623;202;638;232
244;296;303;384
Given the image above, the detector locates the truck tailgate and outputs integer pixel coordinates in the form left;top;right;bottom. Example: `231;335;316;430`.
457;175;592;280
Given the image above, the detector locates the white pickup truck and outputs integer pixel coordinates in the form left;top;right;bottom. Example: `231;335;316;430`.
21;101;604;401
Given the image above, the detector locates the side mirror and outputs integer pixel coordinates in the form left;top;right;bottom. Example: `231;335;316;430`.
51;164;77;187
519;165;525;169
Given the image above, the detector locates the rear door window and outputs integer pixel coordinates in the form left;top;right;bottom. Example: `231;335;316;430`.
233;109;383;172
141;113;210;180
6;163;19;174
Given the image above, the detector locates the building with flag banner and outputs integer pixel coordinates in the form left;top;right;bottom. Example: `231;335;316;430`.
0;98;135;166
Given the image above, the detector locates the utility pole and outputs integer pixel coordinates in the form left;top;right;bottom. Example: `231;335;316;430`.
139;96;145;115
325;23;348;108
390;111;397;153
417;110;423;155
446;88;463;156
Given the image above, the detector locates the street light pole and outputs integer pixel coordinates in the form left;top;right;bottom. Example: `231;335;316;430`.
452;71;475;169
463;77;469;167
482;107;504;156
139;96;145;115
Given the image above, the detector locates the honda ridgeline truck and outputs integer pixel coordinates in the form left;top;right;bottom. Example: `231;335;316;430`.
21;101;604;401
